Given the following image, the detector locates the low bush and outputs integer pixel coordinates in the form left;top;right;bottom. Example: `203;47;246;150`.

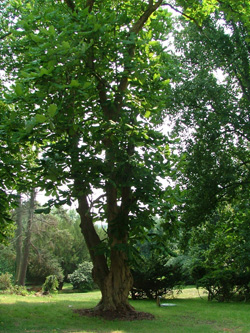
131;257;183;299
0;273;29;296
42;275;59;294
0;272;13;290
192;263;250;302
8;285;29;296
68;261;94;292
196;269;236;301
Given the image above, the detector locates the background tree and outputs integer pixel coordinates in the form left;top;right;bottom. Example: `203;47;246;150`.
165;0;250;300
15;194;23;284
27;207;90;284
171;4;250;229
0;100;22;242
0;206;91;286
0;96;39;243
17;189;36;286
187;199;250;301
131;219;184;299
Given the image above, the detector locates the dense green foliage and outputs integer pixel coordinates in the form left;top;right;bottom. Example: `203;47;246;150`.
0;207;91;285
68;261;95;292
0;100;20;242
0;0;177;311
0;272;13;290
169;2;250;302
187;202;250;301
27;208;89;283
131;256;183;299
130;222;184;299
42;275;59;294
0;272;29;295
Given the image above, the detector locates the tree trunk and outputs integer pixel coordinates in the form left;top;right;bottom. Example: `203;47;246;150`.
15;194;23;284
95;245;134;312
18;189;36;286
77;195;134;314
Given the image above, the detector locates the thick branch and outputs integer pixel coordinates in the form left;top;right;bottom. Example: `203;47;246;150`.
65;0;75;11
97;81;111;116
0;32;11;40
77;194;109;282
86;0;94;12
130;0;164;34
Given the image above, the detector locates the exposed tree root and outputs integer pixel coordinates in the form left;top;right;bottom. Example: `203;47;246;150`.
73;308;155;321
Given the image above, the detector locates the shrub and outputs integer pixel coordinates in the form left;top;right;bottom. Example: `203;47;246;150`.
0;272;13;290
192;264;250;302
131;257;183;299
0;273;29;296
28;253;64;285
9;285;29;296
196;269;236;301
235;271;250;301
0;245;15;276
68;261;94;292
42;275;59;294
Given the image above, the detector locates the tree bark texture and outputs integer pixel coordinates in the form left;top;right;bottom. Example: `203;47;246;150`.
95;244;134;312
78;195;134;312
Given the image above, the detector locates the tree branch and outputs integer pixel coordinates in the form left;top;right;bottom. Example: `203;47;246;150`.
163;3;202;28
0;32;11;40
86;194;106;216
65;0;75;11
130;0;164;34
114;0;164;112
86;0;94;13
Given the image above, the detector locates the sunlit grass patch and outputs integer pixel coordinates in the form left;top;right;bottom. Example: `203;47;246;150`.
0;289;250;332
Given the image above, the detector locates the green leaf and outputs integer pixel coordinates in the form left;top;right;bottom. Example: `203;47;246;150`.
83;81;92;89
153;73;160;81
48;25;56;36
162;79;170;86
14;83;23;96
39;68;49;76
30;33;42;43
35;114;47;123
62;41;70;49
70;80;80;88
48;104;57;117
25;118;36;133
144;111;151;118
35;207;51;214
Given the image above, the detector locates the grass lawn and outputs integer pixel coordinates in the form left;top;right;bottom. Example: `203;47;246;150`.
0;288;249;332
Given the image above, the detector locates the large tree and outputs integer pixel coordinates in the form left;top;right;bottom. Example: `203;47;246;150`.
0;0;176;315
171;2;250;230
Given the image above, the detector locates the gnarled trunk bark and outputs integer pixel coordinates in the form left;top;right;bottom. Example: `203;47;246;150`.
77;195;134;313
95;245;134;312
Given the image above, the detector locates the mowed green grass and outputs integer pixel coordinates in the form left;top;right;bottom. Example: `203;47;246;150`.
0;288;249;332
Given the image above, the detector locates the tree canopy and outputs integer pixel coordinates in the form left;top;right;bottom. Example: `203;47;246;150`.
172;1;250;227
0;0;176;315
